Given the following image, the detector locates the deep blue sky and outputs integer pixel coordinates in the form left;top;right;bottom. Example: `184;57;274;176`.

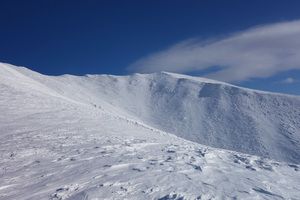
1;0;300;95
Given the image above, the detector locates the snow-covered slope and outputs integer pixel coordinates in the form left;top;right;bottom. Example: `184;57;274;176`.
1;63;300;199
5;63;299;164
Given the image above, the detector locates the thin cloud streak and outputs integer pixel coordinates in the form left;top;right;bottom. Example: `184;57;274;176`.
279;78;297;84
128;20;300;83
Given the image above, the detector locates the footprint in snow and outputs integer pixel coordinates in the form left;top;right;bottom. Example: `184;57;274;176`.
233;154;250;164
255;160;273;171
51;184;79;200
158;193;184;200
288;164;299;171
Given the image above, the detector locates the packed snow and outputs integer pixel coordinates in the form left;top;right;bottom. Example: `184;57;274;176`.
0;62;299;199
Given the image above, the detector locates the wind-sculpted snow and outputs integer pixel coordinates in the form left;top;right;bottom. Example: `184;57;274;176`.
80;73;300;164
9;63;300;163
1;63;300;199
2;63;300;164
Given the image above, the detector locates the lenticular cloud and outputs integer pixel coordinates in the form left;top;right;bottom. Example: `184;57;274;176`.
128;20;300;83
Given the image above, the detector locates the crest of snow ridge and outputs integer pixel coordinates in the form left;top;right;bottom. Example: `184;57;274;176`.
1;63;300;164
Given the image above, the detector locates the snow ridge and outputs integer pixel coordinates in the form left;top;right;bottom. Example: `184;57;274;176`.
5;63;299;164
1;63;300;199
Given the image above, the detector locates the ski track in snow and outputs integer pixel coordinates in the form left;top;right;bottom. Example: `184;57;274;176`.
0;63;300;199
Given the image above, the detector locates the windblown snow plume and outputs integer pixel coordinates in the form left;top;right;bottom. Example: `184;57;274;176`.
0;63;299;199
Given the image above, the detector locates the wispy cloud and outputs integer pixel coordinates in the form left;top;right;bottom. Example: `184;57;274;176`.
279;77;297;84
128;20;300;83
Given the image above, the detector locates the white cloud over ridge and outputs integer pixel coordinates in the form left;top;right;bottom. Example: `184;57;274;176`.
128;20;300;83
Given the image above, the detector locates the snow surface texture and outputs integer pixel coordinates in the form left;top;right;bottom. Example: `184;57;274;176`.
4;63;299;163
0;62;300;199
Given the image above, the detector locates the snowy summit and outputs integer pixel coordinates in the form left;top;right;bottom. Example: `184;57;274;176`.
0;62;300;200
